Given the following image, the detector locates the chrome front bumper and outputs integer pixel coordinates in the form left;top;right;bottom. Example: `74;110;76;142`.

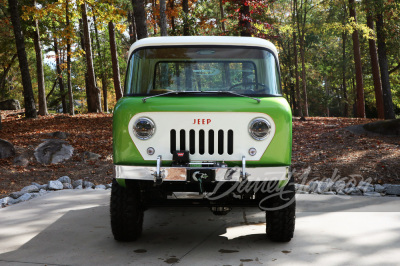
115;165;289;182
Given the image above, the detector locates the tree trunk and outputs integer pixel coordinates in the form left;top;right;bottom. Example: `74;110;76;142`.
8;0;37;118
66;0;74;115
182;0;189;36
160;0;168;36
128;11;137;44
109;21;123;101
93;15;108;112
342;31;349;117
81;2;101;113
54;38;67;113
131;0;148;39
239;1;251;36
33;1;48;116
0;54;17;93
348;0;365;118
169;0;176;34
366;7;384;119
78;19;91;111
219;0;225;33
293;0;303;117
375;1;395;119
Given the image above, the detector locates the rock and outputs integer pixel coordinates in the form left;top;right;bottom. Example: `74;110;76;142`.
47;131;69;139
332;181;346;192
106;183;112;189
309;181;332;194
364;192;382;197
85;187;94;190
385;185;400;196
34;139;74;164
38;189;48;195
337;190;346;196
363;119;400;136
10;191;25;199
13;155;29;167
21;185;40;193
48;180;64;190
82;151;101;161
63;183;73;189
14;193;33;204
83;181;94;189
295;184;309;193
32;182;48;190
1;197;11;207
0;139;15;159
72;179;83;188
0;99;21;110
374;184;386;193
74;185;83;190
357;181;374;193
323;191;336;195
343;187;362;196
95;185;106;190
58;176;71;184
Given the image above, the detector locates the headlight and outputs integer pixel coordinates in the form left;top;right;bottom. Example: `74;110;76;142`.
133;118;155;140
249;118;271;140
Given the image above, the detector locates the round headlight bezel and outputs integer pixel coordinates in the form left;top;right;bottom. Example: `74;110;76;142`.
133;117;155;140
248;118;271;141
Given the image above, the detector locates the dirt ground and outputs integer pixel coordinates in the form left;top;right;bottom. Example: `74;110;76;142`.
1;111;399;198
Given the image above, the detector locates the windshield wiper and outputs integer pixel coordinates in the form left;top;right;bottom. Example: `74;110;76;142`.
142;90;260;103
212;91;261;103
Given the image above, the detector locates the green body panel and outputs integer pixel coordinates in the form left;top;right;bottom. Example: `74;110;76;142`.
113;96;292;167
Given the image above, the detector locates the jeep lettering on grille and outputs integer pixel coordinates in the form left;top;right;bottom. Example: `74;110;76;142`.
193;119;211;125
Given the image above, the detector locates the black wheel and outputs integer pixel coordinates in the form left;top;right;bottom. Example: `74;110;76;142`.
210;206;232;216
264;178;296;242
110;179;144;241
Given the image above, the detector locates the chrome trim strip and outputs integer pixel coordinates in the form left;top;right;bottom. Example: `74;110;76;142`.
115;165;289;182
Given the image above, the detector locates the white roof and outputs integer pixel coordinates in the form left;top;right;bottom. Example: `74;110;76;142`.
127;36;278;59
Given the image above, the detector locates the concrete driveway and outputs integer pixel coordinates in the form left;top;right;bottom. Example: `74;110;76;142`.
0;190;399;266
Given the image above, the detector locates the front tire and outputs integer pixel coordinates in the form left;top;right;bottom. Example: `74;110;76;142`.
110;179;144;241
265;178;296;242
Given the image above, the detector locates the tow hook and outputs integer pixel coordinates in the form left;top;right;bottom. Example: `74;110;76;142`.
153;155;163;185
240;156;249;182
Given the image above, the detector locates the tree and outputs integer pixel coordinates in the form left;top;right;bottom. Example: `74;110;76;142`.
182;0;189;35
365;0;384;119
66;0;74;115
81;1;101;113
109;21;123;101
349;0;365;118
8;0;37;118
375;0;395;119
131;0;148;39
160;0;167;36
54;37;67;113
32;0;48;116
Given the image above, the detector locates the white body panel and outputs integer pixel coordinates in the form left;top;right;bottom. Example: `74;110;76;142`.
128;112;276;161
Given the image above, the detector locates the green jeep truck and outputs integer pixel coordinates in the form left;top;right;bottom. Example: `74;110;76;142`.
111;36;295;242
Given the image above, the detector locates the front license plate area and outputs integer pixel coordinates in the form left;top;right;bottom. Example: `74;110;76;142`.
188;169;215;182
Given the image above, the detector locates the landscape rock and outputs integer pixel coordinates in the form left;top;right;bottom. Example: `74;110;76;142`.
323;191;336;195
0;99;21;110
14;193;33;204
32;182;48;190
10;191;25;199
1;197;11;207
63;183;73;189
295;184;309;193
48;180;64;190
374;184;386;193
72;180;83;188
357;181;374;193
332;181;346;192
82;151;101;161
0;139;15;159
106;183;112;189
95;185;106;190
74;185;83;190
343;187;362;196
13;155;29;167
309;181;333;194
385;185;400;196
47;131;69;139
21;185;40;193
58;176;71;184
34;139;74;164
83;181;94;189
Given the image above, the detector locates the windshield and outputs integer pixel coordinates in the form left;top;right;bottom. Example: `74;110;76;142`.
124;46;281;96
